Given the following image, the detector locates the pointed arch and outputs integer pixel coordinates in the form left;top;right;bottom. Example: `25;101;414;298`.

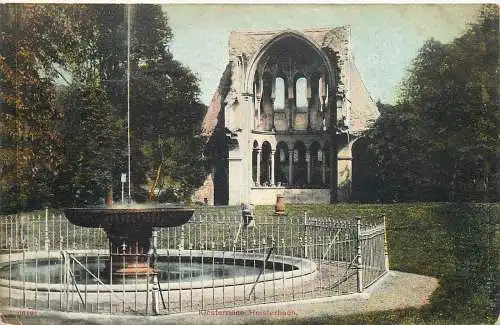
244;30;336;95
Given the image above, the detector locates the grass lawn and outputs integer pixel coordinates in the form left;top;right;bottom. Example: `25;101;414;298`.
247;203;499;325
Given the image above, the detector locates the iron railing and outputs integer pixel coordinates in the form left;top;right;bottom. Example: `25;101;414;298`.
0;207;387;315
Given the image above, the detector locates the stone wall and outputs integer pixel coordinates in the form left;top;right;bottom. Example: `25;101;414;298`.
250;188;331;205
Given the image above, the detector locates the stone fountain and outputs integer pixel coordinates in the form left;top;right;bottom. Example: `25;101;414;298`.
65;205;194;282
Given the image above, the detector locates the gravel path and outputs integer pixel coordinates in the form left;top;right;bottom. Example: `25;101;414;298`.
1;271;439;325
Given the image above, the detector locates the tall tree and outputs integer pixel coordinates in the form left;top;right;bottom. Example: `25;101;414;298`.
69;4;207;203
362;5;499;202
0;4;79;212
0;4;207;211
128;5;207;202
53;84;124;206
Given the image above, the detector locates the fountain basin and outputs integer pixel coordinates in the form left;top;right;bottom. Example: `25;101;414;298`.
0;250;317;292
64;206;194;228
64;206;195;281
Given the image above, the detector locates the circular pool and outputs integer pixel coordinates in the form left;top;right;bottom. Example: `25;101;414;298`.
0;249;316;292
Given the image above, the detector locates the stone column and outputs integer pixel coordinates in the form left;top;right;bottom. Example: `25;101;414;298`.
258;77;263;127
320;76;327;130
271;77;276;131
254;78;263;129
238;94;253;205
319;76;327;112
255;96;262;128
288;149;294;186
288;83;294;131
306;150;311;185
322;149;326;185
270;149;275;186
321;97;327;131
256;149;261;186
270;98;276;131
252;83;257;130
307;78;312;130
307;98;312;130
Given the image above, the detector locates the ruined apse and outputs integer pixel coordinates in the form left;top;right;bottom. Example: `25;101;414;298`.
195;27;379;206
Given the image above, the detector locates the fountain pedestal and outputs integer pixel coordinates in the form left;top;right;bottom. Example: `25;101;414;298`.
105;224;153;282
65;206;194;283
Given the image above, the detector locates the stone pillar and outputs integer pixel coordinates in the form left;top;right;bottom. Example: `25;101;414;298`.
270;98;276;131
255;96;262;128
307;79;312;130
228;93;252;206
321;97;327;131
288;149;294;186
256;148;261;186
306;150;311;185
270;149;275;186
271;78;276;131
319;76;327;112
307;98;312;130
288;83;294;131
252;83;257;130
254;78;263;129
322;149;326;184
320;76;327;130
258;77;263;127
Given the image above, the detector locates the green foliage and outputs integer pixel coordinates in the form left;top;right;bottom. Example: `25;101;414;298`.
52;85;125;207
126;6;207;203
361;5;499;203
0;4;206;211
254;203;499;324
132;4;172;61
425;204;498;322
0;4;78;212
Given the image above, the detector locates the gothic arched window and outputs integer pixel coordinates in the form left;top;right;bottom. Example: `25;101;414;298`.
274;77;285;110
295;77;307;108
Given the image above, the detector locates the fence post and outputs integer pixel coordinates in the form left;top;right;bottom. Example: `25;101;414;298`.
60;251;69;311
15;215;18;249
383;215;390;271
44;207;50;251
179;225;185;251
151;229;159;315
356;217;363;293
303;212;308;258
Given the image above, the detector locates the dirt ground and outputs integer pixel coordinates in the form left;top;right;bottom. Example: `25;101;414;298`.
1;271;439;325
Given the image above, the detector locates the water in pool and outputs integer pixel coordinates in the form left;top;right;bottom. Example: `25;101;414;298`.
0;256;268;284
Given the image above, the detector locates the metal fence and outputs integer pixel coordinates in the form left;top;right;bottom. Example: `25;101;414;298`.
0;207;387;315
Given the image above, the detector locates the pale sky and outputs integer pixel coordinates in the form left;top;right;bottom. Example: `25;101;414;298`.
161;4;481;105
